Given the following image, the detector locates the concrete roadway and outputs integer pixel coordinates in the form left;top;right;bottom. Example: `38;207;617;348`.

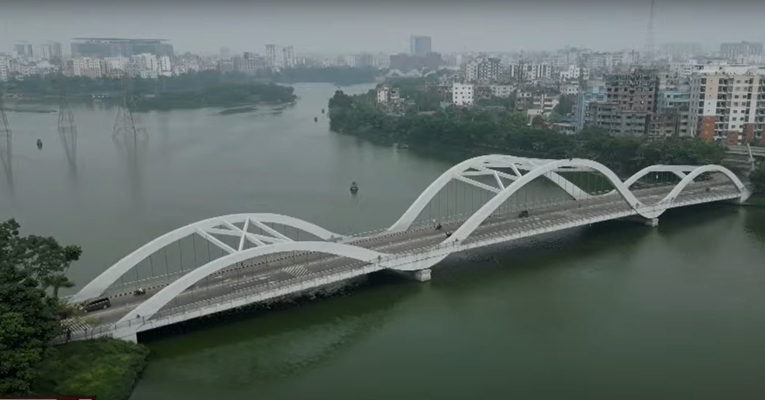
85;179;740;326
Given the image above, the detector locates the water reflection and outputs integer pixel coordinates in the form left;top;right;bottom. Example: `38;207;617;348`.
0;136;14;194
134;278;416;396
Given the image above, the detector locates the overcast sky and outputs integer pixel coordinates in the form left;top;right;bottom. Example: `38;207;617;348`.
1;0;765;55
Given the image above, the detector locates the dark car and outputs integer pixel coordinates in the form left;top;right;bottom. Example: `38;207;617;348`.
83;297;111;312
518;210;529;218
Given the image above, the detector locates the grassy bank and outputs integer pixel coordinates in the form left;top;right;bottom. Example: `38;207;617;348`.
32;338;149;400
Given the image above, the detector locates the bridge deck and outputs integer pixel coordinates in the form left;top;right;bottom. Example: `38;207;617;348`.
67;178;741;341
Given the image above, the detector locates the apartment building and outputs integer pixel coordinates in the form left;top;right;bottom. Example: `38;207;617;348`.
688;65;765;145
452;83;474;106
719;42;763;61
72;57;103;78
0;56;8;81
376;84;400;104
585;69;659;135
490;85;514;98
464;58;502;83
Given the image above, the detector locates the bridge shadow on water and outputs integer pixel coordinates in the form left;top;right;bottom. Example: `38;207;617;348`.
130;203;754;397
135;272;423;392
430;202;743;296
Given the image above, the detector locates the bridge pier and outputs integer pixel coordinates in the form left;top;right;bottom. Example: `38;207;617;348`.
412;269;432;282
644;218;659;227
621;216;659;227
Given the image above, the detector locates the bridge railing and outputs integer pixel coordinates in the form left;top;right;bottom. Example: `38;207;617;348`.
90;178;710;299
66;186;741;342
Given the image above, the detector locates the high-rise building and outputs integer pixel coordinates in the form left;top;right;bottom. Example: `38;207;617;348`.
0;56;9;81
660;42;703;60
159;56;172;74
720;42;763;61
354;53;376;68
688;65;765;145
14;42;33;58
585;69;659;135
131;53;159;73
102;57;130;76
234;54;267;74
410;35;432;56
40;42;63;60
464;58;502;83
72;57;103;78
282;46;295;68
508;63;554;82
265;44;277;68
574;82;607;131
71;38;173;58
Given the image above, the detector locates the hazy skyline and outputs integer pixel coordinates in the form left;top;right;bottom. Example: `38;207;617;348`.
2;0;765;55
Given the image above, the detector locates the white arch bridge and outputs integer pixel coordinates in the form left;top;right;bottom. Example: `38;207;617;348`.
66;155;750;342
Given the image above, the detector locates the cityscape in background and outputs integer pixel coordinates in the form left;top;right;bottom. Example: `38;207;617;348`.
2;34;765;146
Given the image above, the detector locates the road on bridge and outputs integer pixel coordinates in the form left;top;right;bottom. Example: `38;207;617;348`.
82;177;738;328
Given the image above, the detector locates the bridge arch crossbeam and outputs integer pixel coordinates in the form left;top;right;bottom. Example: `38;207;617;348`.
621;165;697;188
69;213;348;304
448;158;654;242
387;155;592;233
658;164;748;205
446;160;747;244
116;241;394;327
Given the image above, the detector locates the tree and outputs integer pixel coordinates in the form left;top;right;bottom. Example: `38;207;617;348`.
531;115;545;127
751;162;765;194
0;219;80;394
553;94;575;116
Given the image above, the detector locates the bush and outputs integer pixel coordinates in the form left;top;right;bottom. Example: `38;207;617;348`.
33;338;149;400
751;162;765;194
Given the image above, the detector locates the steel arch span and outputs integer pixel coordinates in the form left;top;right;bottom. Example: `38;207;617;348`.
71;155;749;319
69;213;349;303
445;158;747;242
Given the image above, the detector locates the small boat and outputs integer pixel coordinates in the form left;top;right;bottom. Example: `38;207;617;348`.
321;108;325;114
314;117;318;122
36;139;43;150
350;181;359;194
396;143;409;150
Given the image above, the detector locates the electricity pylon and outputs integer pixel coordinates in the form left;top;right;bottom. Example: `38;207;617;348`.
56;77;78;171
112;68;147;159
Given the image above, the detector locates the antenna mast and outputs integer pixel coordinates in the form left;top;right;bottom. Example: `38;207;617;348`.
645;0;656;65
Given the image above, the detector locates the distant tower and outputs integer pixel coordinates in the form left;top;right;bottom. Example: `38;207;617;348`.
645;0;656;64
56;77;78;171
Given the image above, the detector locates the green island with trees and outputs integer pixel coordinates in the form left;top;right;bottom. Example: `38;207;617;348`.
0;219;149;400
328;89;729;177
1;71;297;112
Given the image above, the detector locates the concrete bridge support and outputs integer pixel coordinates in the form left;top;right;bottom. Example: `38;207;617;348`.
621;215;659;227
413;269;432;282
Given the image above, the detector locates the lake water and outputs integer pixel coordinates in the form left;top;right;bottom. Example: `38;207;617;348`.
2;83;764;399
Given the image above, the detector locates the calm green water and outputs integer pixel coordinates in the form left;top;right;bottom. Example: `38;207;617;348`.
2;84;765;399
